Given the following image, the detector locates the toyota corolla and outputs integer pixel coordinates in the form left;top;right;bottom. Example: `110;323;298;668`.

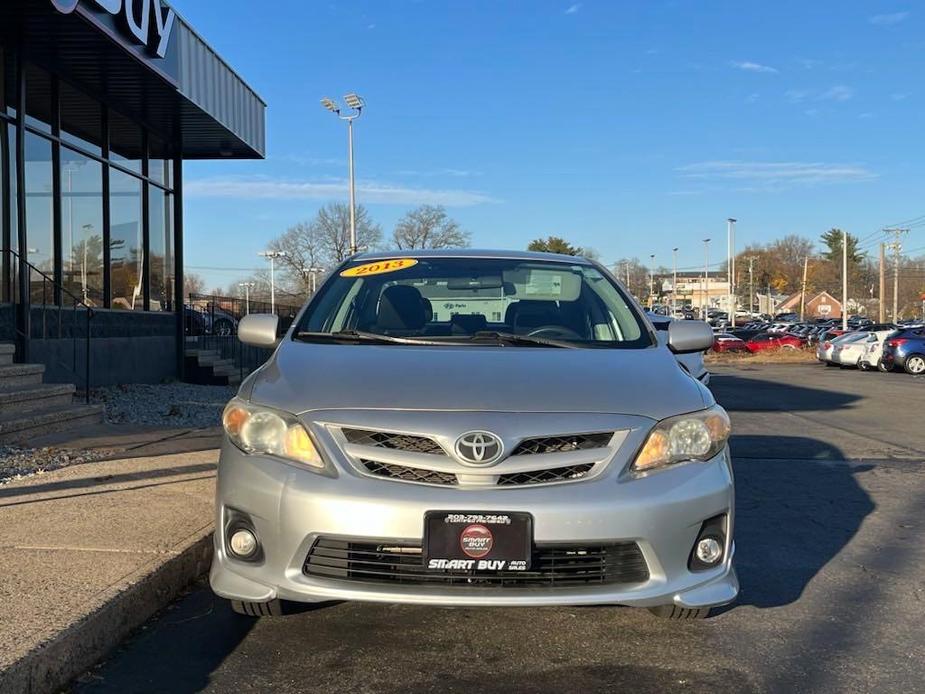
211;250;737;620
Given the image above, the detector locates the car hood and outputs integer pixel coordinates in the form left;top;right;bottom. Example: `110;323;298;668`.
246;342;709;419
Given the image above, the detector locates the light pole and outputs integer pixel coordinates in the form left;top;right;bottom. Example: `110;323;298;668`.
301;265;326;294
727;218;737;327
321;94;365;256
258;250;287;313
238;282;255;314
702;238;711;322
842;229;849;331
672;247;679;314
649;254;656;307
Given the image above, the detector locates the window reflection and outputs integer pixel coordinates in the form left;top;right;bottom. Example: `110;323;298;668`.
148;186;174;311
110;169;143;310
24;132;53;302
60;147;103;305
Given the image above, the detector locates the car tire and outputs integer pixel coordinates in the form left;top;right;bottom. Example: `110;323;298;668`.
213;319;234;337
877;359;889;373
230;599;284;617
647;605;711;620
903;354;925;375
858;361;870;371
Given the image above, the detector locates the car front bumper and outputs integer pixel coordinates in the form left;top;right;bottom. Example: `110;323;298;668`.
210;440;738;610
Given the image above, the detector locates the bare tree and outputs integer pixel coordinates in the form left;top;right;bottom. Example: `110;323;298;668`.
314;202;382;262
392;205;471;250
184;272;206;297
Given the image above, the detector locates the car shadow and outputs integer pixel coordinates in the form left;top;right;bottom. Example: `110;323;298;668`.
728;434;874;609
709;370;862;412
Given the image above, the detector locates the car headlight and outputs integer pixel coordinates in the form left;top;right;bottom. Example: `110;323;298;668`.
632;405;731;473
222;398;324;469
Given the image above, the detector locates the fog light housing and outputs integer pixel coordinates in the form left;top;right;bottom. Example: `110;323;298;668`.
229;529;258;559
688;514;727;572
696;537;722;564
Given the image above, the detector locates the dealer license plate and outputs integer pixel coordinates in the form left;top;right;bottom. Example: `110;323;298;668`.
424;511;532;572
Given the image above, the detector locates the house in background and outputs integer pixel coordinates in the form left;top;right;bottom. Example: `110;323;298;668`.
776;291;843;319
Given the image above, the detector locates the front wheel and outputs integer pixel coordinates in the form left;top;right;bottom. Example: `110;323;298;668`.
877;359;889;373
647;605;712;620
904;354;925;375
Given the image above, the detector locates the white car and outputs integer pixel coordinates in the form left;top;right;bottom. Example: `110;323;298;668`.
816;332;865;365
857;329;900;371
831;332;874;367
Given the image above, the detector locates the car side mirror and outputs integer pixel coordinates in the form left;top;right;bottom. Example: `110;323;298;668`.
238;314;280;348
667;320;714;354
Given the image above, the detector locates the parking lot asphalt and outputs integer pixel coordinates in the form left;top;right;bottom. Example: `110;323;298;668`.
70;364;924;694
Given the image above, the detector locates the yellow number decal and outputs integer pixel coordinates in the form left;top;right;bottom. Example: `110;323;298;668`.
340;258;419;277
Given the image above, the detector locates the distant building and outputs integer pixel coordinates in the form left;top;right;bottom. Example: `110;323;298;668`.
777;291;843;319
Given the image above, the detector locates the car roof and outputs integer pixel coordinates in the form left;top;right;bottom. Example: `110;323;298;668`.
351;248;596;265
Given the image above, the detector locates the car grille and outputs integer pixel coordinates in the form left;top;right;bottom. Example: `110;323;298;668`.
497;464;594;486
361;460;458;486
342;428;445;455
303;538;649;587
510;433;613;456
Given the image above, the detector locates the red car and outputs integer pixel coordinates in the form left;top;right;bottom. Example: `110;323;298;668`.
713;333;748;352
745;332;804;353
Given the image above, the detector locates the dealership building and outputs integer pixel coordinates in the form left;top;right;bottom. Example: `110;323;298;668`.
0;0;265;387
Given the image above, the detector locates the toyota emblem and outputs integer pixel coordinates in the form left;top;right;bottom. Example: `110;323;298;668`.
454;431;504;465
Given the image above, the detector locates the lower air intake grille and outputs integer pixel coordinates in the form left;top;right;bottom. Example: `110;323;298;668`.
361;460;458;486
303;538;649;587
497;463;595;486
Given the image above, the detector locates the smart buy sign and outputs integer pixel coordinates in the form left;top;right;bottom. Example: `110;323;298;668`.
50;0;175;59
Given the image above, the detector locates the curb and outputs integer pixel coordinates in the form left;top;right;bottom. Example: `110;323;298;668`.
0;530;214;694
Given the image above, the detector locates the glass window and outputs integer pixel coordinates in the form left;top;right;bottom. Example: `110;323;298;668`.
148;186;174;311
109;169;143;310
1;46;12;117
25;64;53;134
24;132;53;302
60;147;103;306
60;80;102;155
148;135;171;187
109;109;143;174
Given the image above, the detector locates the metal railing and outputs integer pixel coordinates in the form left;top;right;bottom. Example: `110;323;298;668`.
7;249;93;403
185;293;302;379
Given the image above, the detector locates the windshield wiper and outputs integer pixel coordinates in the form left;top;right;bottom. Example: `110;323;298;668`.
294;330;445;346
464;330;579;349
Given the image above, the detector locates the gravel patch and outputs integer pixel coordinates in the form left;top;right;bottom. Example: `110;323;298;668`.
92;383;236;428
0;445;108;486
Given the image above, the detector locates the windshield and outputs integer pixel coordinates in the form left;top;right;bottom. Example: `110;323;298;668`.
296;257;651;348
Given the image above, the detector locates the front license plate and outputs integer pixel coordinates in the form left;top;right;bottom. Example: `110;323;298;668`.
424;511;532;572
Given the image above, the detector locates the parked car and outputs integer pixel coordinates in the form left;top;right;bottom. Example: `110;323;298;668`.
831;331;874;368
856;327;898;371
816;331;866;365
745;332;804;352
213;250;736;621
881;327;925;374
712;333;748;353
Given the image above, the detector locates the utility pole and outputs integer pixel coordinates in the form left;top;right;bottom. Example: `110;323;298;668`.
879;243;886;322
727;218;737;327
842;229;849;331
672;247;679;314
884;228;909;321
745;255;758;317
649;254;656;307
702;238;711;322
800;256;809;321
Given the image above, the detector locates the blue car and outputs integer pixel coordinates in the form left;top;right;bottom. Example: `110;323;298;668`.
881;326;925;374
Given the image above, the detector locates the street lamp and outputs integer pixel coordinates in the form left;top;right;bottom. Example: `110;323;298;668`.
702;238;711;322
238;282;256;314
672;247;679;315
301;265;326;294
321;93;365;256
649;254;656;307
727;218;737;327
258;250;288;313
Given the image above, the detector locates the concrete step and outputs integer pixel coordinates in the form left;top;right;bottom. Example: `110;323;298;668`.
0;363;45;389
0;383;76;415
0;402;105;443
184;349;221;360
0;343;14;367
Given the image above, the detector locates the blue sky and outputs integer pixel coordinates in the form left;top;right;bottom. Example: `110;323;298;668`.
173;0;925;289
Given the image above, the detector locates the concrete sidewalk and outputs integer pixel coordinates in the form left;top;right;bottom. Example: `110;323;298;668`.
0;439;218;693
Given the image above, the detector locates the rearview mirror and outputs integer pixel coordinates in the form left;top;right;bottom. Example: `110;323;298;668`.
667;320;714;354
238;314;280;348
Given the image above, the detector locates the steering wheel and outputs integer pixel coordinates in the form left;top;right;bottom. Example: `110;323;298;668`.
526;325;583;340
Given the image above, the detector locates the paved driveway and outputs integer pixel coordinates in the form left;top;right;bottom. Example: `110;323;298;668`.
73;365;925;693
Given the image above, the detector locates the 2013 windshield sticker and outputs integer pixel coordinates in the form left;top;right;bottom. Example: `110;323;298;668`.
340;258;419;277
